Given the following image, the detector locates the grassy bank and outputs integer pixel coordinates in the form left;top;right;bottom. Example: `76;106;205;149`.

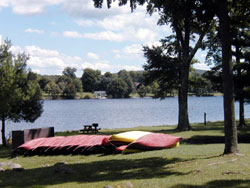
0;121;250;188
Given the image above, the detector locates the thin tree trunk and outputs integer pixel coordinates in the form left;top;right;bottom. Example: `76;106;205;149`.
235;45;246;127
177;64;191;131
1;118;6;146
216;0;238;154
239;98;246;127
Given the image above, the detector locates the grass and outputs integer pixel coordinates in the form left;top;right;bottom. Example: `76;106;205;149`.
0;121;250;188
41;92;95;100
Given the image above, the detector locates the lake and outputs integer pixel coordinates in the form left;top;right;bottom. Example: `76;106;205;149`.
2;96;250;143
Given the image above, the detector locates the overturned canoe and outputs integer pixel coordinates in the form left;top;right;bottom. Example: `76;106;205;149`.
123;133;181;153
14;131;181;155
15;135;111;155
109;131;152;145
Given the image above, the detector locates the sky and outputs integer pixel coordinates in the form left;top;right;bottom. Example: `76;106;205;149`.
0;0;209;77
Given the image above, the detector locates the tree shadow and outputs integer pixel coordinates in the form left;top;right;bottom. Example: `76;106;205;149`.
183;135;225;144
182;133;250;144
152;122;226;134
0;146;12;159
170;179;250;188
0;157;191;188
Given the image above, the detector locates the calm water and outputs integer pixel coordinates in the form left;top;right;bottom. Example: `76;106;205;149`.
2;96;250;142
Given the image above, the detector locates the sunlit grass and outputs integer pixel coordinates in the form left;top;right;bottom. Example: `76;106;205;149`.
0;121;250;188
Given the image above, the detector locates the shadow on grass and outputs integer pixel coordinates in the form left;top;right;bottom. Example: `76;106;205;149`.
183;135;225;144
182;133;250;144
0;157;191;188
0;146;12;159
170;179;250;188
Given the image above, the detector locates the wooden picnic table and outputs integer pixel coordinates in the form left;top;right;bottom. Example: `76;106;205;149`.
80;123;100;134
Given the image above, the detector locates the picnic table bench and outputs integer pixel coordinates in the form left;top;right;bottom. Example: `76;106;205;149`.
80;123;100;134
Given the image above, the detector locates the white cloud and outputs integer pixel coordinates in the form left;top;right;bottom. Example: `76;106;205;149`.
25;28;44;34
62;0;166;43
134;28;157;42
10;45;84;75
1;0;167;43
9;44;140;76
83;31;124;42
63;29;157;43
81;61;112;73
4;0;65;15
0;0;8;10
120;65;142;72
63;6;163;43
62;0;130;19
123;44;143;56
0;35;2;45
74;19;94;27
98;12;158;31
63;31;82;38
87;52;99;60
114;44;144;60
63;30;124;42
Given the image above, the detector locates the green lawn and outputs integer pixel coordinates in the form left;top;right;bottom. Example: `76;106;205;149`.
0;121;250;188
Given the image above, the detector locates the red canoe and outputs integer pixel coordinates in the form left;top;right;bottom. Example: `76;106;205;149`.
123;133;181;152
16;135;111;154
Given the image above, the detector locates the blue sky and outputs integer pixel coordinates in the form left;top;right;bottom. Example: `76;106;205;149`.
0;0;209;77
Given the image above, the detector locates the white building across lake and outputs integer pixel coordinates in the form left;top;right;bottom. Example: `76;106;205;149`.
94;91;107;99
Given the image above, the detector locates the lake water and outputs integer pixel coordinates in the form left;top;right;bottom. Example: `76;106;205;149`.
2;96;250;142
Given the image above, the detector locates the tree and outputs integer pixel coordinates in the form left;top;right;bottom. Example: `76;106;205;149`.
106;78;128;98
62;67;77;79
137;84;147;97
215;0;239;154
57;75;77;99
0;41;43;146
118;70;135;97
189;70;213;96
63;67;83;94
129;71;145;84
204;55;250;127
73;78;83;93
230;1;250;127
143;42;179;98
99;72;114;91
205;0;249;153
81;68;101;92
94;0;215;131
38;76;51;91
45;81;62;99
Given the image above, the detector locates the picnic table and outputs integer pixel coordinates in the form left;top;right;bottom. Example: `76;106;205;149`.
80;123;100;134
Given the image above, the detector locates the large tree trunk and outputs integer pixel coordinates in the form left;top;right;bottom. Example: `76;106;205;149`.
239;98;246;127
177;63;191;131
216;0;238;154
1;118;6;146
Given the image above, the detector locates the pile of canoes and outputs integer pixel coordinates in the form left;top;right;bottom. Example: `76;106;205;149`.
14;131;181;155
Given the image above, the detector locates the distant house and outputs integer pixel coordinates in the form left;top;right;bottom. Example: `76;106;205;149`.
94;91;107;99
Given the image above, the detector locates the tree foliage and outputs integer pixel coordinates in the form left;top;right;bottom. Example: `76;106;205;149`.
81;68;101;92
143;38;179;99
0;41;43;146
118;70;135;97
104;0;215;130
204;0;250;153
106;78;128;98
93;0;247;154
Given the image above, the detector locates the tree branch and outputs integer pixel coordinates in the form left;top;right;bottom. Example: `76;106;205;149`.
188;21;212;63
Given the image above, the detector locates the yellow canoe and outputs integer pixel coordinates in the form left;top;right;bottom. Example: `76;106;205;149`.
109;131;152;143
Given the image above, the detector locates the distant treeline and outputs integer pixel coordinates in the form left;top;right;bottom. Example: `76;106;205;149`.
37;67;215;99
